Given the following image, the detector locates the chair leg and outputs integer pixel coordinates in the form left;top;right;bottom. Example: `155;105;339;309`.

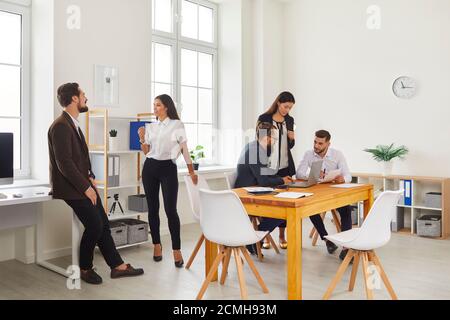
233;248;248;300
368;251;398;300
267;234;280;254
361;252;374;300
312;230;320;246
309;227;316;239
240;247;269;293
348;251;361;292
185;234;205;269
196;249;226;300
312;213;326;246
323;249;355;300
220;248;232;285
251;217;264;261
331;209;342;233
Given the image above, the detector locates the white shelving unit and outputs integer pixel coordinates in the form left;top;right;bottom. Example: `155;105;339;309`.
352;173;450;239
85;109;156;249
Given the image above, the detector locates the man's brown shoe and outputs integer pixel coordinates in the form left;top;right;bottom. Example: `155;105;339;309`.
81;269;103;285
110;264;144;279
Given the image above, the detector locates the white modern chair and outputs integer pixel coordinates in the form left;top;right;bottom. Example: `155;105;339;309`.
196;189;269;300
224;171;280;260
224;171;238;190
183;174;210;269
323;190;403;300
309;209;342;246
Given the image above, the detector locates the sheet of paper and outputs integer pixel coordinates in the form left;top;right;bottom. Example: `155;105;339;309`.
330;184;364;189
274;192;314;199
244;187;274;193
320;169;341;183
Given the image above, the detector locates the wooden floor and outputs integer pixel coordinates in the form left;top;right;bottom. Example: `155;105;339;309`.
1;219;450;300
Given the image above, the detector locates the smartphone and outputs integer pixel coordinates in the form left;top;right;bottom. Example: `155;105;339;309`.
275;185;289;190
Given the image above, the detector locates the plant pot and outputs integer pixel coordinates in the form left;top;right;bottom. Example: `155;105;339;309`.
109;137;118;152
383;161;393;176
193;163;200;171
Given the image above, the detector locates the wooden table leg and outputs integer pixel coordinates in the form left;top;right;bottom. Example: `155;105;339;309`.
287;209;302;300
363;189;374;219
205;239;218;282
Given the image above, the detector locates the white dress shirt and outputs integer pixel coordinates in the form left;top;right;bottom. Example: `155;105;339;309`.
65;111;81;138
296;148;352;183
144;118;191;162
268;121;289;171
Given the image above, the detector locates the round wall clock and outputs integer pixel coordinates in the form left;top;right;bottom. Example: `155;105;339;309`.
392;76;418;99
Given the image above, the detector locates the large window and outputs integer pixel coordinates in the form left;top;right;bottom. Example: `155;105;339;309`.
0;2;30;176
151;0;217;163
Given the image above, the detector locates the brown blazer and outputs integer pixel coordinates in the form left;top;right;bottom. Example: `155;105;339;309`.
48;112;93;200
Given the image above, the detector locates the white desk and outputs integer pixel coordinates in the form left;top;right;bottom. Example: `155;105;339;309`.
0;186;82;278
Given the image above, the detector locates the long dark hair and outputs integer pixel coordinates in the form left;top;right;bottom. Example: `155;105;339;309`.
155;94;180;120
264;91;296;116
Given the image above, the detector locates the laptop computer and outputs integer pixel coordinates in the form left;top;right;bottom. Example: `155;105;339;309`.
289;160;324;188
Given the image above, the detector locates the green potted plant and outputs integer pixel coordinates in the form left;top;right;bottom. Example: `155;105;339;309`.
364;144;409;176
109;129;118;152
190;145;205;171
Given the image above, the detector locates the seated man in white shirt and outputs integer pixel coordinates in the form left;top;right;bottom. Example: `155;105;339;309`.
296;130;353;261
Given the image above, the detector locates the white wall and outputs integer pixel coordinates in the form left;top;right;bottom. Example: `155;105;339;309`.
0;0;235;262
284;0;450;177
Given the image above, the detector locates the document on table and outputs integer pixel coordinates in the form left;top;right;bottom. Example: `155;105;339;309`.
331;184;364;189
319;169;341;183
275;192;314;199
244;187;275;193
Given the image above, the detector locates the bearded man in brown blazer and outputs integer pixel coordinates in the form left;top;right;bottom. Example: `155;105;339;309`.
48;83;144;285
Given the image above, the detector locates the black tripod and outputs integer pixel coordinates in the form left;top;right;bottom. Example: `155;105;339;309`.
108;194;124;215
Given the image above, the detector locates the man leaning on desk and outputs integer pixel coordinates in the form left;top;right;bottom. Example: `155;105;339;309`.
48;83;144;285
296;130;353;261
234;122;294;255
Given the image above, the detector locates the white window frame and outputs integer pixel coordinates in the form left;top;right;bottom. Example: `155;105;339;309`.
151;0;218;165
0;1;31;178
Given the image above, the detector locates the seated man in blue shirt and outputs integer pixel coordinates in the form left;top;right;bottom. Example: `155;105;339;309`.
235;122;294;255
297;130;353;261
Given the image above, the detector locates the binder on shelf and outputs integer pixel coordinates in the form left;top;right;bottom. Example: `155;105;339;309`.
403;180;412;206
130;121;152;150
114;155;120;187
90;154;117;187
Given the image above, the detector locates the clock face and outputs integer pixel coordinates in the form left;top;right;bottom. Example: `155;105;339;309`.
393;76;418;99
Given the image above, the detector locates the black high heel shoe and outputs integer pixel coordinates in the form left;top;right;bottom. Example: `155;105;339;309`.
153;244;163;262
174;259;184;268
174;250;184;268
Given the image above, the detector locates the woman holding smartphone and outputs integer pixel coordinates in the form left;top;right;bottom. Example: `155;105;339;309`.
257;91;297;249
138;94;198;268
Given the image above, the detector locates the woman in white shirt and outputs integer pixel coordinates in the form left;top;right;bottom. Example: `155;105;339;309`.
138;94;198;268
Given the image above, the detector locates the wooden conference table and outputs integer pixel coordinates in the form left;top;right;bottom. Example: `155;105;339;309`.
204;183;374;300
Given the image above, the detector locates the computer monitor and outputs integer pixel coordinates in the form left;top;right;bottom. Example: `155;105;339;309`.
0;133;14;186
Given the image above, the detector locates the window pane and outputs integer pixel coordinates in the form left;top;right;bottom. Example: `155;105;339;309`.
0;11;21;65
180;86;197;123
198;88;213;124
184;123;198;151
198;52;213;88
153;83;172;101
153;0;172;33
181;49;197;86
181;0;198;40
0;65;21;117
0;118;21;170
153;42;172;83
199;5;213;43
198;124;213;160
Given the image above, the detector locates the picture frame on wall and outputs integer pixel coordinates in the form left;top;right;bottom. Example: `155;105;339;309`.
94;65;119;108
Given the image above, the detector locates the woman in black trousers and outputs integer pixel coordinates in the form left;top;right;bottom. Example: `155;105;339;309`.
138;94;198;268
258;91;297;249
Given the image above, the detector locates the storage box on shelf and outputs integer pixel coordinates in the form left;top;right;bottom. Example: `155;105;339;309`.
352;173;450;239
85;108;156;249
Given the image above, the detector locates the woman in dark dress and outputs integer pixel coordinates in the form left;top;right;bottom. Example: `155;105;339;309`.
257;91;297;249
